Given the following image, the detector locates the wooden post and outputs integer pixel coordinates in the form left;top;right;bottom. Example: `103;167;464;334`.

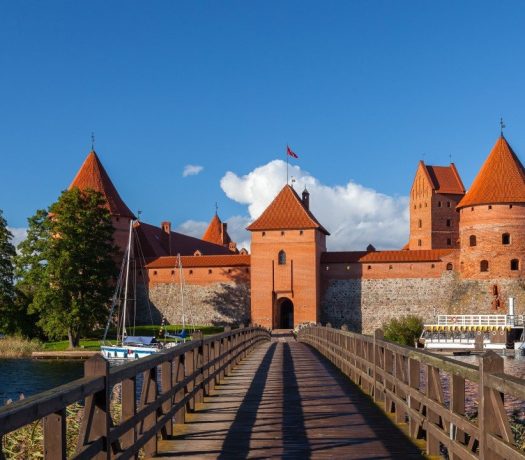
408;357;421;439
141;367;159;457
425;365;443;456
479;351;510;460
185;348;195;412
77;355;110;459
121;377;137;455
450;373;466;455
373;329;384;403
161;360;173;437
193;331;204;404
174;354;186;424
44;409;66;459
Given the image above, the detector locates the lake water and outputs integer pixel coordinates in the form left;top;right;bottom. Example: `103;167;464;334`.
0;359;84;406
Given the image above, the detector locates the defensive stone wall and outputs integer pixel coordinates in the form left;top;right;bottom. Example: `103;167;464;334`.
321;272;525;334
136;281;251;327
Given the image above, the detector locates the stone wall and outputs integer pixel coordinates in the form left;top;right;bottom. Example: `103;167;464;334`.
136;281;251;327
321;272;525;334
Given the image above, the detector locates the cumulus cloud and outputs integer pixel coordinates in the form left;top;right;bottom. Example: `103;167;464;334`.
182;165;204;177
7;227;27;249
220;160;409;251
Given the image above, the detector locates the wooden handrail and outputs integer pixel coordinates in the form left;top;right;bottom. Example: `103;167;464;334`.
298;324;525;460
0;326;271;459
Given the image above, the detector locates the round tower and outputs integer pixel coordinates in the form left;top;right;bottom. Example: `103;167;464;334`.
457;136;525;279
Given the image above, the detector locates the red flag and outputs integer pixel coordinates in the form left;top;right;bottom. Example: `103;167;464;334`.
287;145;298;159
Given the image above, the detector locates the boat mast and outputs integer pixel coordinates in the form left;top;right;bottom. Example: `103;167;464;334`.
122;219;134;339
178;253;186;329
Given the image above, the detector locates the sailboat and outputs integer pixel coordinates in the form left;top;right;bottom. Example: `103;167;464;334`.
164;254;192;343
100;219;167;360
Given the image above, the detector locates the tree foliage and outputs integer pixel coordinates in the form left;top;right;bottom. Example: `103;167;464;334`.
27;188;118;347
382;314;424;347
0;209;16;333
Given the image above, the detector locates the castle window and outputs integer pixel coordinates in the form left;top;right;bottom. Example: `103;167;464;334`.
447;238;451;246
446;219;451;227
469;235;477;247
227;268;232;273
488;205;492;210
153;271;157;276
245;268;249;273
278;250;286;265
502;233;511;245
425;202;427;207
262;232;266;237
413;205;416;210
510;204;513;209
438;201;442;207
208;269;212;274
116;217;120;222
389;265;393;270
281;231;285;236
171;270;175;275
299;230;303;235
418;239;422;247
419;203;422;209
480;260;489;272
471;207;474;211
431;264;435;269
511;259;519;271
418;219;422;228
346;265;350;270
447;202;451;208
446;263;453;271
367;265;372;270
189;270;193;275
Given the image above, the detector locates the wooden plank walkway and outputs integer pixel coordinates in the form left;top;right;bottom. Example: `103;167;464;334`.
157;334;425;459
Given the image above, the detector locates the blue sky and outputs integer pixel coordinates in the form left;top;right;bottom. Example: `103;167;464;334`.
2;1;525;249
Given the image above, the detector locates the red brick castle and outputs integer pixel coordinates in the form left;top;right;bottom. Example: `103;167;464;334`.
68;135;525;332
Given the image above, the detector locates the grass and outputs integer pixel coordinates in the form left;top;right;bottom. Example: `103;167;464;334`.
40;325;225;351
0;337;42;358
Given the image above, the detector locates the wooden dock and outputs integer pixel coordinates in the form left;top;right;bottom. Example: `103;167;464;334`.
31;350;99;359
157;336;424;459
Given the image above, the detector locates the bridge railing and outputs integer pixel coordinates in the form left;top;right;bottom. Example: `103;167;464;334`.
0;325;270;459
299;324;525;460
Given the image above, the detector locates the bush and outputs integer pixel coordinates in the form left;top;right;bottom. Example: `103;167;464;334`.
382;315;423;346
0;336;42;358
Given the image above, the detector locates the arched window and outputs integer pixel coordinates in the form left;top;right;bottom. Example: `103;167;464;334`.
511;259;519;271
502;233;511;245
278;250;286;265
418;219;422;228
469;235;477;247
480;260;489;272
446;263;453;271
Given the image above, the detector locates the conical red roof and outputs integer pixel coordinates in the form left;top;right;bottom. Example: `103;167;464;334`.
202;213;232;245
247;185;329;234
69;151;135;218
458;136;525;209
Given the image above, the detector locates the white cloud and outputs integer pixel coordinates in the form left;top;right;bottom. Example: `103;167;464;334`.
182;165;204;177
174;220;207;238
220;160;409;251
7;227;27;249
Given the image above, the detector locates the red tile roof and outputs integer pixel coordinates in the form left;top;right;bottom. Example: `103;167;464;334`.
202;214;232;246
246;185;329;234
420;162;465;195
458;136;525;208
321;249;455;264
69;151;135;218
146;254;250;269
135;221;233;260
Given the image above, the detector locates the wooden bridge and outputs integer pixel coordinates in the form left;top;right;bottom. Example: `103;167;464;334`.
1;325;525;459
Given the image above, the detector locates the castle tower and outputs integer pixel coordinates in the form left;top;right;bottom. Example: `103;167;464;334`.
202;213;238;253
409;161;465;250
247;185;329;328
69;150;135;253
457;136;525;279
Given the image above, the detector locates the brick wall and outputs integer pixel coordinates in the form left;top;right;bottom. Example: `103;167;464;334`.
459;204;525;279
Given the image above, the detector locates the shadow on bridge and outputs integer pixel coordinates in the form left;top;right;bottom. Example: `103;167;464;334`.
157;340;424;459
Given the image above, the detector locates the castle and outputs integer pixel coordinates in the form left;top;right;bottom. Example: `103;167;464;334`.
68;135;525;333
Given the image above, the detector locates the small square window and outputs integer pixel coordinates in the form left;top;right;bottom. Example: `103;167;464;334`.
281;231;285;236
262;231;266;237
488;205;492;210
367;265;372;270
189;270;193;275
208;269;212;274
299;230;303;235
438;201;442;207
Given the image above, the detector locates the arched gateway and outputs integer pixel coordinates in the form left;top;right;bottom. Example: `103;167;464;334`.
275;297;294;329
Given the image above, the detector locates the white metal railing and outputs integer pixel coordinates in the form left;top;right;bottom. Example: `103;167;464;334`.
434;314;524;327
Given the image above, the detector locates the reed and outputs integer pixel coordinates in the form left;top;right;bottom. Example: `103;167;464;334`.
0;336;42;358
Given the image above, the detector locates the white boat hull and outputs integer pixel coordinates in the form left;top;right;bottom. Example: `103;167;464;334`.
101;345;160;360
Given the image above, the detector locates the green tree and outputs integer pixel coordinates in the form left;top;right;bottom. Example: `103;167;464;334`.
0;209;16;333
31;188;118;347
382;314;424;347
12;209;49;337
